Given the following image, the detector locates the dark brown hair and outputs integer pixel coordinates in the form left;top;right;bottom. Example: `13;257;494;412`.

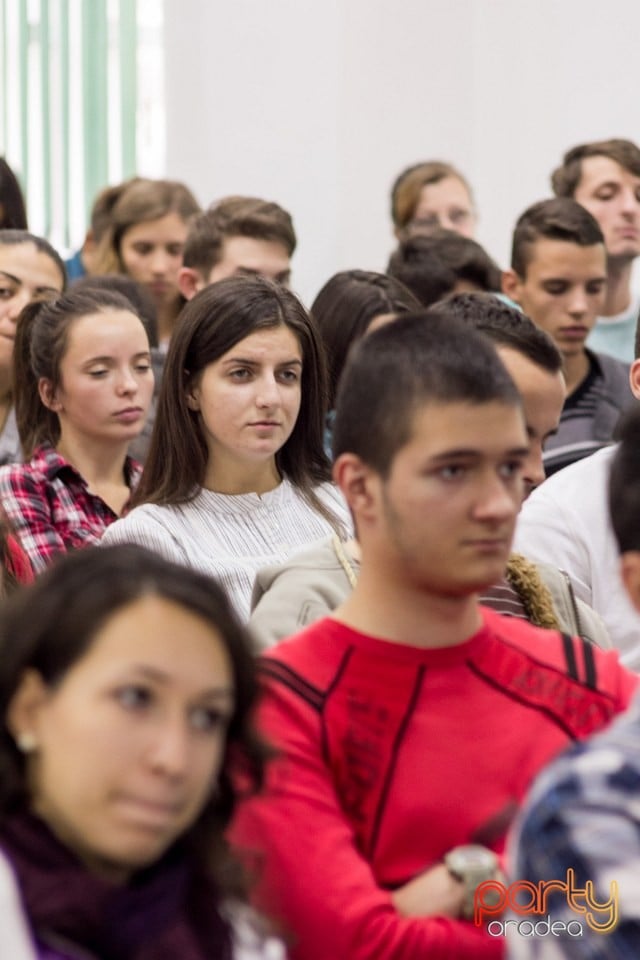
551;139;640;198
182;196;296;277
332;310;521;477
15;288;148;458
134;275;340;528
311;269;419;407
511;198;604;278
0;229;66;289
387;230;501;307
435;293;563;374
0;543;267;891
72;273;159;347
610;406;640;553
0;158;28;229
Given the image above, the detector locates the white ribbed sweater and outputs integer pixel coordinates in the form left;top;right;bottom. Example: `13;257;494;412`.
101;479;350;622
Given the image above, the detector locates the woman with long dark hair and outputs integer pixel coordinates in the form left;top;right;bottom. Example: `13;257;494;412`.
0;544;278;958
103;275;350;619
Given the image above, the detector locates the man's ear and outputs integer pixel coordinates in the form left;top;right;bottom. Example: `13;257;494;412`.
620;552;640;613
6;669;50;750
178;267;205;301
629;360;640;400
38;378;62;412
501;269;522;303
333;453;380;524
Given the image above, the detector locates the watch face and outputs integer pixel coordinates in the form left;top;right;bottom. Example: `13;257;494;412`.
447;845;498;875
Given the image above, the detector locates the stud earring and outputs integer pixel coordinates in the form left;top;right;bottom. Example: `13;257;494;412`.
16;732;37;753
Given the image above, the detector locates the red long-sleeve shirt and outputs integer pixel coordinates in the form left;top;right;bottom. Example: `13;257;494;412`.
231;609;638;960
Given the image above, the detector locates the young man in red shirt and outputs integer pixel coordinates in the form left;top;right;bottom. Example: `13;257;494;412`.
231;311;637;960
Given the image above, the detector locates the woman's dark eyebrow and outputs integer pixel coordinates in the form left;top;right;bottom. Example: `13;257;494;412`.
82;350;152;365
221;356;302;367
128;664;235;700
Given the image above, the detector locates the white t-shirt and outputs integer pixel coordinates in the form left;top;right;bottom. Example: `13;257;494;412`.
587;294;640;363
513;445;640;668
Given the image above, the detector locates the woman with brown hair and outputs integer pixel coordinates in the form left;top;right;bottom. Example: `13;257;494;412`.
94;178;200;346
0;544;280;958
390;160;476;240
103;275;350;620
0;288;154;573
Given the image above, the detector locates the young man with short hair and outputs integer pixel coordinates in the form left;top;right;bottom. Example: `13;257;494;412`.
250;296;608;649
440;293;566;497
509;406;640;959
552;138;640;362
178;195;295;298
502;197;634;475
232;313;636;960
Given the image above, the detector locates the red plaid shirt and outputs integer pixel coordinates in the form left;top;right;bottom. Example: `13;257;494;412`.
0;444;142;575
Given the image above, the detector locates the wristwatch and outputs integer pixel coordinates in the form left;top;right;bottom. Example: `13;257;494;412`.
444;845;502;920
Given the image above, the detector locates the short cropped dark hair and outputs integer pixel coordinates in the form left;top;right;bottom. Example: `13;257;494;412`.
183;196;296;276
551;139;640;198
609;407;640;553
387;230;501;307
511;198;604;278
332;310;521;477
434;293;563;374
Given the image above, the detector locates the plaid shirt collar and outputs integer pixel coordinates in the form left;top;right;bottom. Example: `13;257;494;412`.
31;443;142;488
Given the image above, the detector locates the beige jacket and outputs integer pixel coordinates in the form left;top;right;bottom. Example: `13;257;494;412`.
249;537;611;651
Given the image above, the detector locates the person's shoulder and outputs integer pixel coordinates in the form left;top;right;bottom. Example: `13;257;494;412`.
483;605;604;666
524;444;616;505
108;501;165;524
481;606;566;658
254;537;346;591
250;538;355;650
480;607;635;715
521;691;640;828
0;453;47;490
260;616;353;693
533;560;611;648
102;501;176;542
593;348;631;379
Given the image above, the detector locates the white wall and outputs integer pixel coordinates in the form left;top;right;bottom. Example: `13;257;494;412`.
163;0;640;305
